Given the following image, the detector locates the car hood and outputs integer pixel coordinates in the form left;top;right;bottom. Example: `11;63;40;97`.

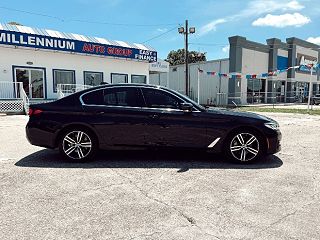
206;108;275;122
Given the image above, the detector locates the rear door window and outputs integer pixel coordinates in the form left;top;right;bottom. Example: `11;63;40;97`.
103;87;144;107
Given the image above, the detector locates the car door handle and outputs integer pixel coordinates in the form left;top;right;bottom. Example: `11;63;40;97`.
96;111;105;115
149;114;160;119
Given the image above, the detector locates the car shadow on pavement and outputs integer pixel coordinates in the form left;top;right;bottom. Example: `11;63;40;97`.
15;149;283;171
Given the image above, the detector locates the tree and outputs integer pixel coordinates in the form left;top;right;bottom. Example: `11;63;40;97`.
7;22;23;26
165;49;206;66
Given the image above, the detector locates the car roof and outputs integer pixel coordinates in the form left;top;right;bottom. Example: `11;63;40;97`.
81;83;167;93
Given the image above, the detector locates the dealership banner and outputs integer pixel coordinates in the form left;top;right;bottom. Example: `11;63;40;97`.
0;29;157;62
297;53;318;74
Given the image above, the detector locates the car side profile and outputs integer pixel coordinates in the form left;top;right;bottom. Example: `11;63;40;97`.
26;84;281;162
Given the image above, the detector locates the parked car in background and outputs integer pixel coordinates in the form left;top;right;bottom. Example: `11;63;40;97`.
26;84;281;163
312;94;320;105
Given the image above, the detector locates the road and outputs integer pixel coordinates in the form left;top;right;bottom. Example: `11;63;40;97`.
0;113;319;240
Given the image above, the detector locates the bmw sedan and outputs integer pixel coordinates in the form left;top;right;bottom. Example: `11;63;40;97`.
26;84;281;162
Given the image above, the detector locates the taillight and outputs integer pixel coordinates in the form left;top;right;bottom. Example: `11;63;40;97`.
28;108;43;116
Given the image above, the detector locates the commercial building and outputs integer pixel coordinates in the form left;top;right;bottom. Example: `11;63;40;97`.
0;23;157;101
151;36;320;105
1;22;319;109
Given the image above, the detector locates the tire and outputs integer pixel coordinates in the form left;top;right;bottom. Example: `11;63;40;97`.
225;129;264;163
59;128;97;162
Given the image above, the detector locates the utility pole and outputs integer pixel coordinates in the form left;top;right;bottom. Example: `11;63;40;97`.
307;65;313;112
178;20;195;97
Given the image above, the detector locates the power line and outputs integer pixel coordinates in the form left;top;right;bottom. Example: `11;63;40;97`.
142;26;179;43
189;42;228;46
70;19;178;27
0;6;179;27
0;6;63;21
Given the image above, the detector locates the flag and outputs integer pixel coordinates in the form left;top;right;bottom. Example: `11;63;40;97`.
207;71;216;75
231;74;241;79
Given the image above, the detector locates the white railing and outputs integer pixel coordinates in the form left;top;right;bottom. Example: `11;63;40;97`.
57;84;93;99
20;86;30;114
216;93;227;106
0;81;29;114
227;91;320;105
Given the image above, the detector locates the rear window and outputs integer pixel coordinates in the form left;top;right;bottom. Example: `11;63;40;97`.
82;90;103;105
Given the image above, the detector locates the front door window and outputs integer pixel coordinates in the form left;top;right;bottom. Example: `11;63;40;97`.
15;68;45;99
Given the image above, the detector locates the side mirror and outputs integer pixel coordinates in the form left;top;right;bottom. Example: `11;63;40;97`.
180;102;193;112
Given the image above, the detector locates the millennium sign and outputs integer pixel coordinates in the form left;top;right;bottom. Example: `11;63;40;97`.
0;30;157;62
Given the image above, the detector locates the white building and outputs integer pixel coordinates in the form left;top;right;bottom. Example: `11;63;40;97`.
0;23;157;100
151;36;320;106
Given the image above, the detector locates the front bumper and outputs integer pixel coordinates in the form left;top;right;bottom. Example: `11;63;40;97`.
266;129;282;154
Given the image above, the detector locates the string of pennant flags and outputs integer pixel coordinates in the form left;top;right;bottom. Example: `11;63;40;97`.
199;63;320;79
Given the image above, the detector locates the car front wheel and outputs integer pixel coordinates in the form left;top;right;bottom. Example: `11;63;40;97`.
59;129;97;161
226;130;263;162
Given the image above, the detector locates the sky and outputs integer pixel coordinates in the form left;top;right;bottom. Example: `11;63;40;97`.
0;0;319;60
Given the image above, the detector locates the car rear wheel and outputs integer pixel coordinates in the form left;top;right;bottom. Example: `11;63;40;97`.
59;129;97;161
225;130;263;162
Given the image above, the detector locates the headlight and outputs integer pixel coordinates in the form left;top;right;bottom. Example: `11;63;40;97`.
264;122;279;130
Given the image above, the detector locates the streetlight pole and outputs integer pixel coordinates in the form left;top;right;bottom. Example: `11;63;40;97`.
185;20;189;97
178;20;195;97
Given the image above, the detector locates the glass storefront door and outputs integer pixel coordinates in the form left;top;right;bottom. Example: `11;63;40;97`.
247;78;266;103
14;68;45;99
275;81;286;103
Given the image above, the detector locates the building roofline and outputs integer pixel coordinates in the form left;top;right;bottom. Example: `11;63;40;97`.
229;36;269;53
0;22;155;51
286;37;320;49
168;58;229;68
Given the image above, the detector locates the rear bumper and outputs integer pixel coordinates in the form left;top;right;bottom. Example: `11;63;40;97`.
26;122;56;149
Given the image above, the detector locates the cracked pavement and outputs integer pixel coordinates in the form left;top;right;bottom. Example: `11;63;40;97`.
0;113;319;240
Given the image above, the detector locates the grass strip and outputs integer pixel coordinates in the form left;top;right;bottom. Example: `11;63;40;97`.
238;107;320;115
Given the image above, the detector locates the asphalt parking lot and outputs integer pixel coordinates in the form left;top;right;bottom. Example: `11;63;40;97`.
0;113;319;240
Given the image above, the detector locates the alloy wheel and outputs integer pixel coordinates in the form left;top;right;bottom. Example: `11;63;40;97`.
230;133;259;162
62;131;92;160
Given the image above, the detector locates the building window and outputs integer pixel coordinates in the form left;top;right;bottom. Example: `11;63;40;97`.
84;71;103;86
53;69;75;92
111;73;128;84
131;75;147;84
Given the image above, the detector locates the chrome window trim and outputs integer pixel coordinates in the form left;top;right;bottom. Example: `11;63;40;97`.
79;85;201;113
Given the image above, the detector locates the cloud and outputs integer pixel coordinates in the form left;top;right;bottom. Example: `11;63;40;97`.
244;0;304;15
306;37;320;45
199;19;227;36
222;45;230;53
252;13;311;27
199;0;305;35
